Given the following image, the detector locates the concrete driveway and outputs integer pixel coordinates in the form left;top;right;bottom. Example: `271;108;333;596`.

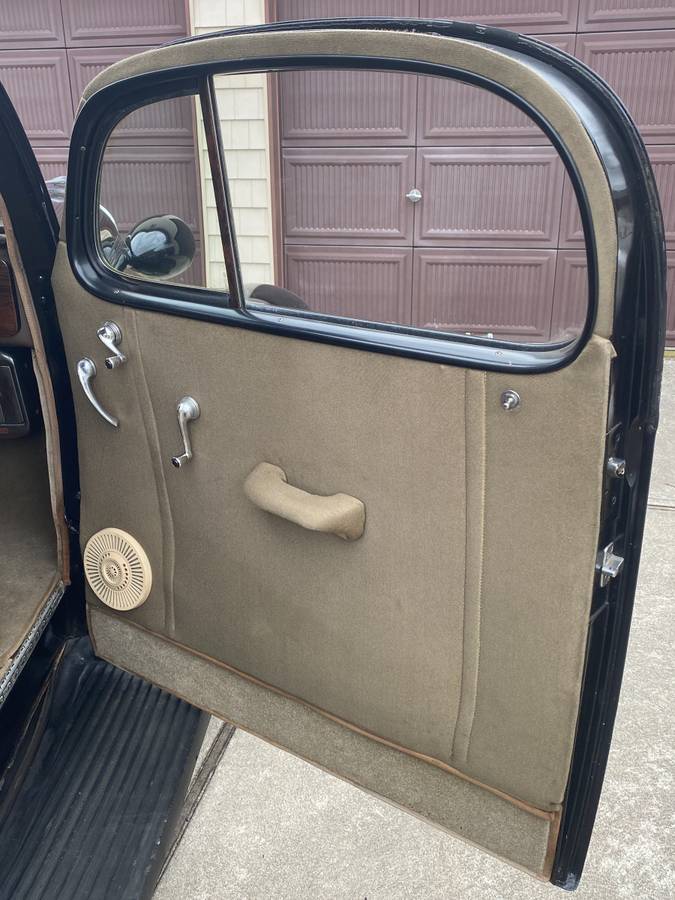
155;360;675;900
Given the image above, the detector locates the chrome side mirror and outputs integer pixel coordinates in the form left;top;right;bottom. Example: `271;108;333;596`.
104;215;195;280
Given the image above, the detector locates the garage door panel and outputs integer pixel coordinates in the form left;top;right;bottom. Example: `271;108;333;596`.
69;49;195;144
99;146;201;234
418;0;580;33
0;49;72;143
284;245;413;324
413;248;557;339
577;31;675;143
417;37;574;146
559;175;585;248
647;147;675;247
0;0;65;49
280;69;417;146
561;145;675;248
275;0;419;18
553;249;675;342
61;0;187;46
282;148;415;245
578;1;675;31
35;146;69;184
551;251;588;341
669;253;675;341
414;147;564;247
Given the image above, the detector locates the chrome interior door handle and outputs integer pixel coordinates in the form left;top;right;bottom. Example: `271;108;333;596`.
76;358;119;427
171;396;200;468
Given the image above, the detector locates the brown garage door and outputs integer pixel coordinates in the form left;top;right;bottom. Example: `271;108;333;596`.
0;0;205;284
272;0;675;344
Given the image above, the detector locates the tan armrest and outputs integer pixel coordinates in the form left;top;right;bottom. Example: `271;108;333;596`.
244;462;365;541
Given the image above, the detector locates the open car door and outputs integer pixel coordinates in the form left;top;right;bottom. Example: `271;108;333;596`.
30;19;666;888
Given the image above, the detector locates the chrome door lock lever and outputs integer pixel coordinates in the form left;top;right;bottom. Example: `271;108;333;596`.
171;396;200;468
97;321;126;369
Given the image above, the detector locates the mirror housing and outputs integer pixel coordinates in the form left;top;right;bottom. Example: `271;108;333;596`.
105;215;195;280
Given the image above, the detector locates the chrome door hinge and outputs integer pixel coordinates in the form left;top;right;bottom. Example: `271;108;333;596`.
596;541;625;587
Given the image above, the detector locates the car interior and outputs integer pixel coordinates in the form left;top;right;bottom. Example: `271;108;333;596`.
0;215;68;688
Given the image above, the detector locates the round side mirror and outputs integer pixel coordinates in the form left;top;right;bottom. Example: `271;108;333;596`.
111;215;195;280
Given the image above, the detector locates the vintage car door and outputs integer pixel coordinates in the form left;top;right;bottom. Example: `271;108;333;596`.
28;19;667;889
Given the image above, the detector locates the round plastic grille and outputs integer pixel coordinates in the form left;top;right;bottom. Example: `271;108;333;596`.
83;528;152;611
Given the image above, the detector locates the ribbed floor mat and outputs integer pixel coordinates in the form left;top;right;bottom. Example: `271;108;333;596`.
0;636;207;900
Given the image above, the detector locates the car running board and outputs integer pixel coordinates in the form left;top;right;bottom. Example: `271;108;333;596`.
0;636;208;900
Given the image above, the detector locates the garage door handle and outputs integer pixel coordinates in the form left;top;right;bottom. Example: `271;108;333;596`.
244;463;365;541
405;188;422;203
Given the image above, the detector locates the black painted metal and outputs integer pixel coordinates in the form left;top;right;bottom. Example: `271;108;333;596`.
199;75;245;308
0;83;79;534
0;636;208;900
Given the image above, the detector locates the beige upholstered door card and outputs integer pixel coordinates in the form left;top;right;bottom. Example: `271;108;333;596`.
52;19;664;889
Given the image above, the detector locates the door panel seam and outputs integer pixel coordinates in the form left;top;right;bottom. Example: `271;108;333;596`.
453;369;486;765
129;309;176;635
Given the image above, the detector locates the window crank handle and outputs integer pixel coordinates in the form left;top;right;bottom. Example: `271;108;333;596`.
96;321;127;369
171;396;200;468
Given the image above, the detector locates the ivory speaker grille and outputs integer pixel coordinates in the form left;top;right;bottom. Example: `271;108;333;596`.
84;528;152;610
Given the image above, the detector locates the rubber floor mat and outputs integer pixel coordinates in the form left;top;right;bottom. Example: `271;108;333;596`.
0;636;207;900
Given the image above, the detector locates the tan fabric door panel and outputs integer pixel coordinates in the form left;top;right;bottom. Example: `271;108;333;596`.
89;605;556;879
464;336;613;805
53;246;468;768
53;245;611;813
132;295;469;768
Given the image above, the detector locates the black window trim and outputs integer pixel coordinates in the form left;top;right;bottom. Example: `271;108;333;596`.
68;44;622;374
197;74;245;309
